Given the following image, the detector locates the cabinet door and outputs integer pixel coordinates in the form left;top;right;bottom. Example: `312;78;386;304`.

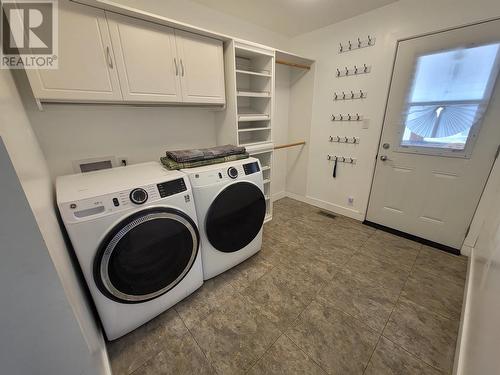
175;30;226;104
25;1;122;101
107;13;182;102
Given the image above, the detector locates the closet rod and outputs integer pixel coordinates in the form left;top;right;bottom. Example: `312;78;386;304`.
274;141;306;150
276;60;311;70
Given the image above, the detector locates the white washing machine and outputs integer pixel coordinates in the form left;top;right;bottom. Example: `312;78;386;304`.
56;162;203;340
181;157;266;280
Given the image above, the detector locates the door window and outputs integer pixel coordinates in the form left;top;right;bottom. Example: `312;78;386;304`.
399;42;500;156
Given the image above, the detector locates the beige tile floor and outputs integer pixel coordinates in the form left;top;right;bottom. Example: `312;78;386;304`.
108;197;468;375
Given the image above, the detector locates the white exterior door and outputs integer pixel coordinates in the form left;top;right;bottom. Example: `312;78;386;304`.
367;20;500;250
107;13;182;102
26;1;122;101
175;30;225;104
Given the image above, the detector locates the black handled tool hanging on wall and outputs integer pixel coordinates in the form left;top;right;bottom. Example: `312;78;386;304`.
332;157;337;178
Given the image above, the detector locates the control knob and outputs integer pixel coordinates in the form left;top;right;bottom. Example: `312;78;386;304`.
227;167;238;179
130;188;148;204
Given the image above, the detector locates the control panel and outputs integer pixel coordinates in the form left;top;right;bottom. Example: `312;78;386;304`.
189;160;263;188
157;178;187;198
60;177;190;223
243;161;260;175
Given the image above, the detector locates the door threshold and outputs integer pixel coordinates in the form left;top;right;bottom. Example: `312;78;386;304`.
363;221;461;256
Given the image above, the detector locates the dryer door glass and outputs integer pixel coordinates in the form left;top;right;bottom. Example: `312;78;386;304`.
94;208;199;303
206;182;266;253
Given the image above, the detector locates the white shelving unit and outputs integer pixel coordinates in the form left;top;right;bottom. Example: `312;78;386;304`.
216;40;275;221
247;143;274;222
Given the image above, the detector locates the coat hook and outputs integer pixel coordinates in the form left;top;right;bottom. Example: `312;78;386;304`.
336;68;340;77
334;92;338;100
331;114;335;121
360;90;364;98
348;114;352;121
342;91;346;99
349;157;353;164
358;37;361;48
345;66;349;75
344;136;348;143
339;43;343;52
368;35;372;45
350;90;354;99
354;65;358;74
363;64;368;73
356;113;360;121
348;40;352;50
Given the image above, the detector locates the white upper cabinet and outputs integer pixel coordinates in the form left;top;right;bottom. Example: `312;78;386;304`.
26;1;122;102
107;13;182;102
26;2;226;105
175;30;226;104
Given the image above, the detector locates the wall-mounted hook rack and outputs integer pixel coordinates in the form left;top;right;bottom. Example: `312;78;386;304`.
331;113;363;122
333;90;367;101
329;136;360;144
327;154;357;164
339;35;376;53
336;64;371;78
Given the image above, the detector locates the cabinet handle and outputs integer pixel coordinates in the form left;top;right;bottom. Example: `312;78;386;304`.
180;59;184;77
106;46;113;69
174;58;179;76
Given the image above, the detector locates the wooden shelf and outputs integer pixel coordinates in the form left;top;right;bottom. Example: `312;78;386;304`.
238;127;271;132
238;114;270;122
235;69;271;78
237;90;271;98
239;140;270;147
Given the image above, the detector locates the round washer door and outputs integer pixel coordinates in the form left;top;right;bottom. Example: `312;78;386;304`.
94;207;199;304
206;181;266;253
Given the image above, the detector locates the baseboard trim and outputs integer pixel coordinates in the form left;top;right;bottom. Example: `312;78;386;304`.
363;220;461;256
284;192;364;221
271;191;287;202
453;250;473;375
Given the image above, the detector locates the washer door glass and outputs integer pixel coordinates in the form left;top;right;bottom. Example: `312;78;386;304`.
206;182;266;253
94;207;199;303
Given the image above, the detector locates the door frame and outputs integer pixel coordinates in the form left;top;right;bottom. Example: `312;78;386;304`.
365;17;500;254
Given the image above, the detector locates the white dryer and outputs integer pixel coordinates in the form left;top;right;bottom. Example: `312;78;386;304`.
181;157;266;280
56;162;203;340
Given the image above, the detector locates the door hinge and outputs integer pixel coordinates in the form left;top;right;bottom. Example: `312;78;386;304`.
495;145;500;160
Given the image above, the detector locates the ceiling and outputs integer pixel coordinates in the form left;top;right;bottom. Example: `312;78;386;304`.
190;0;399;37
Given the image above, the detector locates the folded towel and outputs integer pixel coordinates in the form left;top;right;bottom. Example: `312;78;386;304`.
166;144;246;163
161;152;250;170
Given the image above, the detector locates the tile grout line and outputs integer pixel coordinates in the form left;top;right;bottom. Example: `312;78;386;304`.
361;244;422;374
174;307;221;375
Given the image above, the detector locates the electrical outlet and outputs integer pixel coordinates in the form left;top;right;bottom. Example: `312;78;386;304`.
118;157;128;167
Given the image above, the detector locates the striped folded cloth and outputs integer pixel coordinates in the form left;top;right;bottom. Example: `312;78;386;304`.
166;144;246;163
160;152;250;170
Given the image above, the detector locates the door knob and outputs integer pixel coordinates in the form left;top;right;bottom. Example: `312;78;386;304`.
380;155;388;161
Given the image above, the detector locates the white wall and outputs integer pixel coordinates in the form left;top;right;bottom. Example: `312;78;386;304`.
271;64;291;199
18;68;218;178
454;158;500;374
289;0;500;224
0;70;111;374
